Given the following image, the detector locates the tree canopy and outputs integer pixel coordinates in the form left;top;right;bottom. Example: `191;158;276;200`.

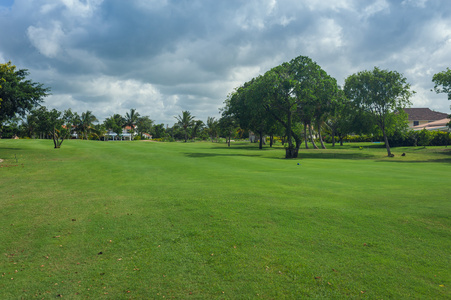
222;55;339;158
0;61;50;125
432;68;451;119
344;67;413;156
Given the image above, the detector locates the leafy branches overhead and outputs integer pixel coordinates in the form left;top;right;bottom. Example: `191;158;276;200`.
0;61;50;124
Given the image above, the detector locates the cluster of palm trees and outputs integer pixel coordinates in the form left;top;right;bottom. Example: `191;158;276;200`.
174;111;220;142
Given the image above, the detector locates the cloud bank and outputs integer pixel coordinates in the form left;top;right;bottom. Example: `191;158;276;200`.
1;0;450;124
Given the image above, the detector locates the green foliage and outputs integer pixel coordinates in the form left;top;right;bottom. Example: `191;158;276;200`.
222;55;339;156
0;61;50;126
417;128;432;147
344;67;414;156
136;115;153;139
388;129;450;147
206;116;219;142
104;114;124;139
175;110;195;142
152;123;166;139
124;108;140;139
432;67;451;101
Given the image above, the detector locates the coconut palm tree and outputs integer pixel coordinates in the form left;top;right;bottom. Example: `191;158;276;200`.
124;108;140;140
78;110;98;140
206;116;219;142
175;110;195;142
191;120;204;141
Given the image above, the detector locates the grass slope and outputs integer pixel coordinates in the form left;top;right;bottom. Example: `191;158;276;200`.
1;140;450;299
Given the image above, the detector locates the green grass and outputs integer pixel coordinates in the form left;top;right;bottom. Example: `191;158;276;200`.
1;140;450;299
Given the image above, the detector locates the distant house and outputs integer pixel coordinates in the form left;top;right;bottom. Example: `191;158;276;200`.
412;118;450;132
106;126;135;141
105;126;152;140
403;108;449;129
142;133;153;140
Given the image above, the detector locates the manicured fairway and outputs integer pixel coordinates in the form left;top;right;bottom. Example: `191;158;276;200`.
1;140;450;299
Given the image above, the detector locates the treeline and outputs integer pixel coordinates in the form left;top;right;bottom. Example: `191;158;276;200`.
220;55;450;157
0;107;226;147
1;59;450;153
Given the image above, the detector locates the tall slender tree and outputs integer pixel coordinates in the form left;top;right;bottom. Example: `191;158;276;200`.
77;111;98;140
175;111;195;142
206;116;219;142
191;120;205;141
124;108;140;140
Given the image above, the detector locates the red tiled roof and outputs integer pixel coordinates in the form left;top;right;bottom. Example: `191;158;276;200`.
404;108;448;121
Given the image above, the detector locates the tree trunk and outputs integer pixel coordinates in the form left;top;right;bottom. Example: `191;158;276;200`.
308;124;319;149
303;122;309;149
285;147;299;159
318;123;326;149
270;135;273;147
331;128;336;147
382;128;392;156
286;111;293;149
259;131;263;149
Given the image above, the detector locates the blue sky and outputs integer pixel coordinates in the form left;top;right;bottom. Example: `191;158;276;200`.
1;0;450;125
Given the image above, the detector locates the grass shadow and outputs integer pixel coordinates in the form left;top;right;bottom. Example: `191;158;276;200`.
184;152;261;158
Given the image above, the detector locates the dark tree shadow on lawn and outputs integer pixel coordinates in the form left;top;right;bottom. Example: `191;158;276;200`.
184;152;261;158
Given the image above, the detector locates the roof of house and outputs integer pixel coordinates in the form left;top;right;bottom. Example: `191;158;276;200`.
404;108;448;121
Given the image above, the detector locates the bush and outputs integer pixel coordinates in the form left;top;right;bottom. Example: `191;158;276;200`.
387;130;450;147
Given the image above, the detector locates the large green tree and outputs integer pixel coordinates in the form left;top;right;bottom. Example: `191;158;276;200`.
104;114;125;140
224;78;277;149
175;111;195;142
152;123;166;139
136;115;153;139
344;67;413;156
0;61;50;136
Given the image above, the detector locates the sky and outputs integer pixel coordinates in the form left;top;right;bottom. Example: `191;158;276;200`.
1;0;450;125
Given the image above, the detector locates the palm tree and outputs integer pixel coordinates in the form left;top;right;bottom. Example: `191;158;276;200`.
78;111;98;140
175;110;195;142
124;108;140;140
206;116;218;142
191;120;205;141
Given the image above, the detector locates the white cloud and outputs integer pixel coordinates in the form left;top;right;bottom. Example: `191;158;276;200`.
402;0;429;8
362;0;390;18
27;22;65;58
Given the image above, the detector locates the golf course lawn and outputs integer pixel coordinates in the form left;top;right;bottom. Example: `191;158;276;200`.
1;139;450;299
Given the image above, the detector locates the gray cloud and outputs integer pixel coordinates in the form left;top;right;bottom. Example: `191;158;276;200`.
1;0;450;125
